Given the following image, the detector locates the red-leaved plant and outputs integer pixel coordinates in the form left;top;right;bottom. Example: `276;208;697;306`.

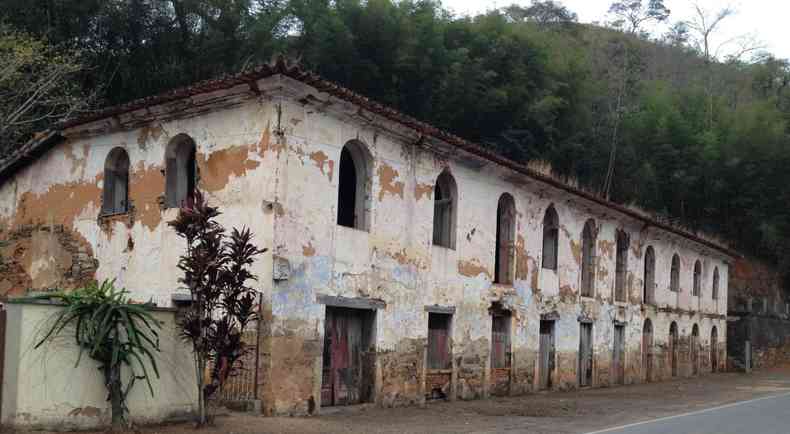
168;190;266;425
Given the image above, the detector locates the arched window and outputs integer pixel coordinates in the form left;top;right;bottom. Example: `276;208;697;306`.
644;246;656;304
542;205;559;270
494;193;516;285
337;140;371;230
433;170;457;249
693;260;702;296
165;134;197;208
615;230;629;302
670;254;681;292
580;219;596;297
712;267;720;300
101;147;130;215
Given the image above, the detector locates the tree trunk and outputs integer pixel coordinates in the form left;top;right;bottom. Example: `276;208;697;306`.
107;362;124;429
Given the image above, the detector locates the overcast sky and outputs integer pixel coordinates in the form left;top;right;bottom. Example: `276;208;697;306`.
442;0;790;60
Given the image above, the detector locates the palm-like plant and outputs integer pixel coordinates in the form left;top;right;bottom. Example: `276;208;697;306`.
34;279;161;429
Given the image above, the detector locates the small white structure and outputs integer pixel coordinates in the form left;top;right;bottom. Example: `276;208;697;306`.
1;300;197;430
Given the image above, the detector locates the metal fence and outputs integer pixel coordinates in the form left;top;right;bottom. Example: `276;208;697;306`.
213;328;259;402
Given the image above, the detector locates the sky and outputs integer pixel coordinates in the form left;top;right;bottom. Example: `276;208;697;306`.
441;0;790;60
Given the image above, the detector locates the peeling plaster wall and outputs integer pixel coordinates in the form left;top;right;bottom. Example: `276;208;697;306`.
0;97;276;303
0;76;730;418
262;80;730;415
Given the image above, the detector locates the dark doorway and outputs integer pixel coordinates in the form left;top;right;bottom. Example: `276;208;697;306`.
426;313;452;400
490;307;512;395
691;324;699;375
579;323;593;387
643;319;653;382
711;327;718;372
321;307;375;406
612;324;625;385
0;307;5;421
669;322;679;377
539;320;555;390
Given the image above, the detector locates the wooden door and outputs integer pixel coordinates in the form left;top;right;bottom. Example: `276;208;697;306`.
0;307;5;421
642;320;653;382
539;321;555;390
613;325;625;385
669;323;678;377
321;307;372;406
711;327;718;373
490;312;511;395
579;323;593;387
691;326;699;375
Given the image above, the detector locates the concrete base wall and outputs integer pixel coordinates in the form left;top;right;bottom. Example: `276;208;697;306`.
1;301;197;430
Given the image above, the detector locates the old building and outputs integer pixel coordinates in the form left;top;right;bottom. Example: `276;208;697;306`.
0;59;734;417
727;257;790;371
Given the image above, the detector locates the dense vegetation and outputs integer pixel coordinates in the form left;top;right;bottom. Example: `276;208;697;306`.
3;0;790;275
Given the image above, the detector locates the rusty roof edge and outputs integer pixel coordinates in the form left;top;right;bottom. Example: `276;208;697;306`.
0;56;739;258
0;130;64;185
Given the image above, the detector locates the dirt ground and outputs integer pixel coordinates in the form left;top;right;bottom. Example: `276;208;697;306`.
26;369;790;434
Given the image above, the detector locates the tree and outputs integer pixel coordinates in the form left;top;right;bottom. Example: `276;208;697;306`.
504;1;578;27
0;25;91;154
34;280;161;429
608;0;670;35
168;190;266;426
600;0;670;199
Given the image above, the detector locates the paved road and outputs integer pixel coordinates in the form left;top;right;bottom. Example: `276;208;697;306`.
584;392;790;434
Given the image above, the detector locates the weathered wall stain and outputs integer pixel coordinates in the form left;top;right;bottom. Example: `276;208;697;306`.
599;239;615;260
570;239;582;266
13;177;102;229
414;182;433;201
515;235;529;280
458;258;491;279
137;123;166;149
0;225;97;296
308;150;334;182
302;242;315;257
129;161;165;231
377;163;404;201
198;144;261;192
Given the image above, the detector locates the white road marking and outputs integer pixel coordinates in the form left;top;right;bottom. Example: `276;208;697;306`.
582;391;790;434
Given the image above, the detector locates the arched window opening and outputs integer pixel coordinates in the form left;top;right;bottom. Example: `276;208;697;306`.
712;267;720;300
165;134;197;208
494;193;516;285
693;260;702;296
433;171;457;249
615;230;629;302
644;246;656;304
102;147;130;215
542;205;559;270
580;219;597;297
337;140;371;230
670;254;681;292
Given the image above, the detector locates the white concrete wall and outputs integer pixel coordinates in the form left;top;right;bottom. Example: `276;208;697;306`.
1;302;197;429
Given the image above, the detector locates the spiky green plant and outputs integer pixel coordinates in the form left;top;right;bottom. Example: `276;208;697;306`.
34;279;161;428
